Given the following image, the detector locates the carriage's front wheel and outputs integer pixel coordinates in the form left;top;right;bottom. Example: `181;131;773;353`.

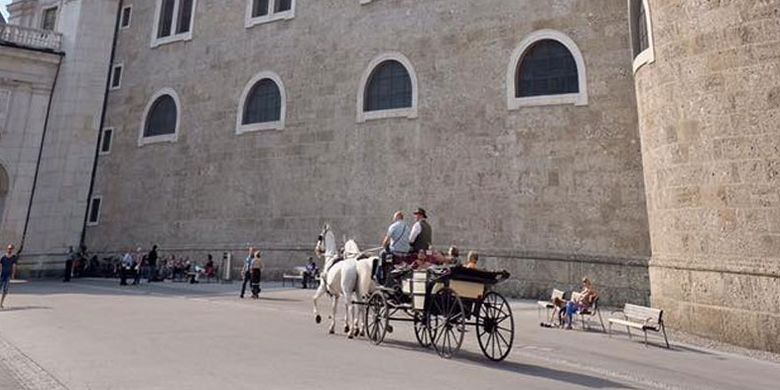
364;291;390;345
427;287;465;359
476;291;515;361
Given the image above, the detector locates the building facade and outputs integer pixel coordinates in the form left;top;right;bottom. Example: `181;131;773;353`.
3;0;779;352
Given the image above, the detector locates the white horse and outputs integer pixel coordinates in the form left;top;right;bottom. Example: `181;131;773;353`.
312;224;377;338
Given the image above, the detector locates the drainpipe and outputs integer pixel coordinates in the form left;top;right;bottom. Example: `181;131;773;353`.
80;0;124;248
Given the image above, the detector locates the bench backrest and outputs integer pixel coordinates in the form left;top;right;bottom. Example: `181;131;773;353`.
551;288;564;301
624;303;663;324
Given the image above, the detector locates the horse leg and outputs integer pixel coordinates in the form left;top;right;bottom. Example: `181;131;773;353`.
312;280;326;324
343;292;352;336
328;295;338;335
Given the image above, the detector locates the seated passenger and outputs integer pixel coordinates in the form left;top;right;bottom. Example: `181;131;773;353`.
447;246;460;266
464;251;479;269
563;278;598;330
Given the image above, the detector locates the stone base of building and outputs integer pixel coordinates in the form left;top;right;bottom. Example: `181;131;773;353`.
650;264;780;354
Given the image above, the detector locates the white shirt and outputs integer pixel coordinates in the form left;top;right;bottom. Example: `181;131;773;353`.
409;221;423;243
122;253;134;267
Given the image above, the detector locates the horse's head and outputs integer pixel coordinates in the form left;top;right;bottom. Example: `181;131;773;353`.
315;224;337;260
343;240;360;259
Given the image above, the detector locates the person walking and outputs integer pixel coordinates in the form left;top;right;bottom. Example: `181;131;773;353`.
147;245;158;283
1;244;20;309
240;247;254;298
64;246;76;282
250;251;263;299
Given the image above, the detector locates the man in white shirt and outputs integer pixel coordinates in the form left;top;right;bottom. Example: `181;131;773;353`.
376;211;411;281
120;251;133;285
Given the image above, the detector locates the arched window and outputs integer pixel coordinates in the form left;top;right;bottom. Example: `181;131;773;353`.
139;88;181;145
516;40;579;97
0;164;8;223
506;30;588;109
629;0;655;72
364;60;412;111
357;52;418;122
236;71;286;134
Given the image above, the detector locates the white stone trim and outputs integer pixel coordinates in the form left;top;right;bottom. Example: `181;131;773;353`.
120;4;133;29
629;0;656;73
245;0;296;28
86;196;103;226
359;0;374;4
506;29;588;109
150;0;198;48
99;127;114;156
356;52;418;123
138;88;181;146
236;71;286;134
109;63;123;90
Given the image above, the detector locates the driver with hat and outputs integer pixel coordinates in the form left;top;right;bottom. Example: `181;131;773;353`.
409;208;432;254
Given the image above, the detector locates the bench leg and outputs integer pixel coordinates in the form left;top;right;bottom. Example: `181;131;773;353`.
626;326;632;339
608;321;612;337
644;331;649;347
597;310;606;333
662;323;670;349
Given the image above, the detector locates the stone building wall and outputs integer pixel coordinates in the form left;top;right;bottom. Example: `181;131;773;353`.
635;0;780;352
88;0;651;304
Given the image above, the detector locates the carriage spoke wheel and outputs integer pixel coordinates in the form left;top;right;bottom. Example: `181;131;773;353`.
427;287;465;359
364;291;389;345
476;291;515;361
414;314;434;348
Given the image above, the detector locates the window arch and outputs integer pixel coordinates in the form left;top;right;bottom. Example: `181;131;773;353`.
139;88;181;146
357;52;418;123
236;71;286;134
506;30;588;109
629;0;655;72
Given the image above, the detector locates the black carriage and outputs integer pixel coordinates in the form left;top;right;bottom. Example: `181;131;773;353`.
363;266;515;361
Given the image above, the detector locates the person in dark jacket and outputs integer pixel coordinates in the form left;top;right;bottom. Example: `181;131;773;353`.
409;208;432;253
147;245;158;283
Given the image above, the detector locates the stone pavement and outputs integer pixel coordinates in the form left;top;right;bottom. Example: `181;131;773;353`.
1;279;779;390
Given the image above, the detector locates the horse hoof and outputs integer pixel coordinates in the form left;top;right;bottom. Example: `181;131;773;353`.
315;315;322;324
344;326;350;333
387;325;394;334
348;334;354;340
360;330;366;337
329;329;335;335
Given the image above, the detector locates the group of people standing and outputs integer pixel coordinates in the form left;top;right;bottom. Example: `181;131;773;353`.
119;245;159;285
240;247;263;299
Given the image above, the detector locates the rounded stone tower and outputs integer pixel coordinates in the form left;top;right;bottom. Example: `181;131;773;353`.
633;0;780;352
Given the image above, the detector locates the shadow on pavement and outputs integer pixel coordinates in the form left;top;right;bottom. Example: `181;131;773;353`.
0;305;52;313
380;338;635;389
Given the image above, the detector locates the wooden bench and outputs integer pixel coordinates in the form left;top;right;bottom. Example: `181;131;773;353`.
282;266;318;289
571;292;606;332
537;288;565;323
608;303;670;348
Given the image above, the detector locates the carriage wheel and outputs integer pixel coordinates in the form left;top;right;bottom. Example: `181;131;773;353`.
413;313;434;348
476;291;515;361
364;291;390;345
427;287;466;359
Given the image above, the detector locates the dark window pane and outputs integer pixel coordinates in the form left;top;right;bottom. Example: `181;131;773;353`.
111;66;122;88
42;7;57;30
516;39;579;97
88;198;101;223
144;95;178;137
101;129;113;153
243;79;282;124
253;0;269;17
158;0;175;37
176;0;194;34
276;0;292;12
121;7;131;27
635;1;649;57
364;60;412;112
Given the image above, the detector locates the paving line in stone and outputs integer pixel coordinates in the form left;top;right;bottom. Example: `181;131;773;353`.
0;334;68;390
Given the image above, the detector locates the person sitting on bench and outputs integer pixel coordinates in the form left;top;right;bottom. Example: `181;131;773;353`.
302;257;318;289
464;251;479;269
563;278;598;330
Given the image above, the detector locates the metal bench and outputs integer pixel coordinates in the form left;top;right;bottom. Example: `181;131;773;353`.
608;303;670;348
282;266;318;288
571;292;606;332
537;288;565;322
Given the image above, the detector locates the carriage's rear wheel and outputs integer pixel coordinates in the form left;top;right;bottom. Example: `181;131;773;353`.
413;313;433;348
476;291;515;361
364;291;390;345
427;287;465;359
